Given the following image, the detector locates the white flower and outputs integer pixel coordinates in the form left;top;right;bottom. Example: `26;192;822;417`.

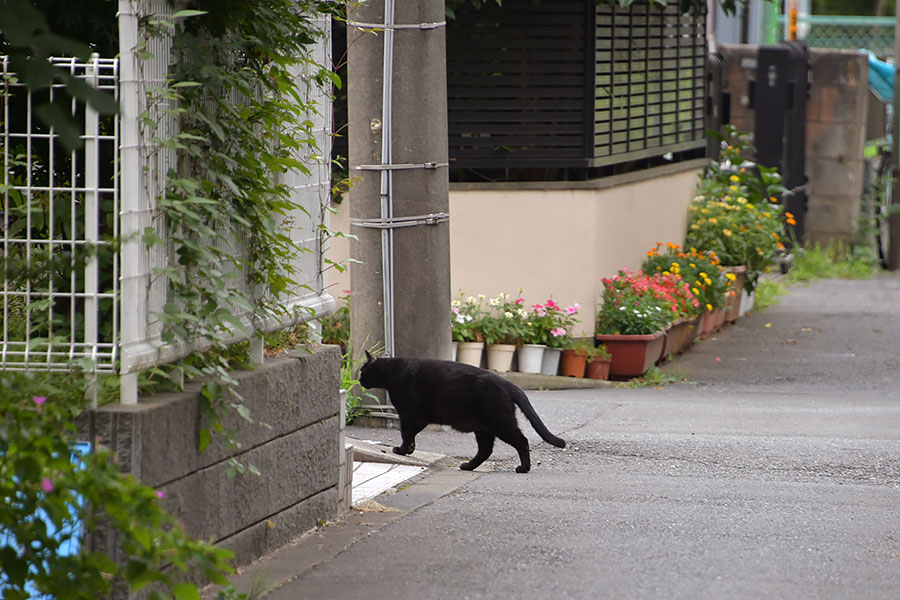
504;311;513;319
619;306;627;311
466;296;477;304
451;299;461;308
489;298;500;307
454;314;466;324
517;308;528;318
477;294;486;300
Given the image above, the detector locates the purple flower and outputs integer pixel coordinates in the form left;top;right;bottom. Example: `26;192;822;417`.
33;396;46;406
155;490;165;499
41;478;53;493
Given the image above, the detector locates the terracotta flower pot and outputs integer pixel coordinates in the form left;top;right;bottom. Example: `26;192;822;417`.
585;358;611;380
560;348;587;378
595;330;665;378
722;265;747;323
664;316;698;357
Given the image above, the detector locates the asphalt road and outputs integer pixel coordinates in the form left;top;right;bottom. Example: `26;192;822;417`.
263;275;900;599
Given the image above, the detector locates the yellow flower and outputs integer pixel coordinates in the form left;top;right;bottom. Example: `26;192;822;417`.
692;287;699;295
723;229;732;236
689;263;696;268
704;277;713;285
663;271;671;276
729;185;739;192
706;303;713;311
737;197;747;205
690;224;700;230
708;218;718;224
699;272;707;278
729;175;740;182
725;273;737;281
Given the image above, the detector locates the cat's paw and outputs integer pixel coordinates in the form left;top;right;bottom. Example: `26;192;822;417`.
515;465;530;474
459;461;476;471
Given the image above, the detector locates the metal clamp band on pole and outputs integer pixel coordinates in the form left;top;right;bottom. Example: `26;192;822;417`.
351;212;450;229
353;161;449;171
348;20;446;30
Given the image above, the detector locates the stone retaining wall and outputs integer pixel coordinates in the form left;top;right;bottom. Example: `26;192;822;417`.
77;345;342;569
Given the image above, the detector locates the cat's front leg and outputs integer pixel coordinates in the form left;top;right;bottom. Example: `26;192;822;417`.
393;420;424;455
393;441;415;455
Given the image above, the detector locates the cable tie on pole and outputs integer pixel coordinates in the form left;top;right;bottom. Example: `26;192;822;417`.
350;212;450;229
353;161;449;171
348;20;446;30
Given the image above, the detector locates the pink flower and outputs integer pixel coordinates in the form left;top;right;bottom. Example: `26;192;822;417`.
515;298;524;305
565;306;578;315
155;490;166;499
451;306;459;315
41;478;53;493
715;357;722;363
535;307;547;317
33;396;46;406
550;327;566;337
545;299;558;309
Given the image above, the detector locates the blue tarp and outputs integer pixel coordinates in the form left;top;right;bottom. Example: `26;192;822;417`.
866;50;894;104
0;441;91;599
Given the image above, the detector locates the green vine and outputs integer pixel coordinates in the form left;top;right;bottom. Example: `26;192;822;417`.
133;1;344;471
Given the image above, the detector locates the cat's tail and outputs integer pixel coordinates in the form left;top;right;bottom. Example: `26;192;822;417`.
510;386;566;448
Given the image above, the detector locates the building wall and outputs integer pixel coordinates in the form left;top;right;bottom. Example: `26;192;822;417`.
720;44;869;247
329;161;705;338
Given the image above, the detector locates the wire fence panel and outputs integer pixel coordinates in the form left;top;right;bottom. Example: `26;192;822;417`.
117;0;335;379
2;3;334;393
1;55;120;373
776;15;895;59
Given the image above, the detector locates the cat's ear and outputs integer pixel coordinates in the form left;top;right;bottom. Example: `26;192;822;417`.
365;350;376;364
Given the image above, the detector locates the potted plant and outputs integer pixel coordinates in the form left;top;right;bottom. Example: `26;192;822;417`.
584;343;612;380
642;243;723;350
560;339;591;378
451;293;486;367
529;299;580;376
475;291;527;372
595;268;674;378
686;125;787;306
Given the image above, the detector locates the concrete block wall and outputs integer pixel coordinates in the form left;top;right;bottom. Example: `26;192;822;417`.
719;44;869;246
77;345;342;569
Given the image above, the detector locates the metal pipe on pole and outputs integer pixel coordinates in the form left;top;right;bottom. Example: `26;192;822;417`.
347;1;452;360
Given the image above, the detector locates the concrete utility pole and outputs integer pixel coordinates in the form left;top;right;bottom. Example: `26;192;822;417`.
347;0;452;359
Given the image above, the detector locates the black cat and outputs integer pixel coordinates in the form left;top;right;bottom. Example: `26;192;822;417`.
358;351;566;473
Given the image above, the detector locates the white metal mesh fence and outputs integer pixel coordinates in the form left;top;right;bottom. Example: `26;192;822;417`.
1;2;334;397
1;55;120;372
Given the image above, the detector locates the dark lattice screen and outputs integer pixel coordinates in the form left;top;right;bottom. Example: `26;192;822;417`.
446;1;592;168
446;0;708;172
593;3;707;165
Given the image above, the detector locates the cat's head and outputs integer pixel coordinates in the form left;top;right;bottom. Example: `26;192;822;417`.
358;350;385;390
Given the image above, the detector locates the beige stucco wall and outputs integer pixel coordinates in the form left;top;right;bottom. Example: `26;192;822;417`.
326;160;704;337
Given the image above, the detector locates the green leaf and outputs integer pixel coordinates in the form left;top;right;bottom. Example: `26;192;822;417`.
171;9;208;19
172;582;201;600
198;428;211;453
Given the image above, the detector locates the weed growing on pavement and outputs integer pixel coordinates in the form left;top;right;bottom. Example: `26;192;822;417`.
618;367;684;388
787;242;880;282
752;279;786;312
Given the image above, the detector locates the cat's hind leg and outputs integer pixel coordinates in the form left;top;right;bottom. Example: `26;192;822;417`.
496;429;531;473
460;431;495;471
